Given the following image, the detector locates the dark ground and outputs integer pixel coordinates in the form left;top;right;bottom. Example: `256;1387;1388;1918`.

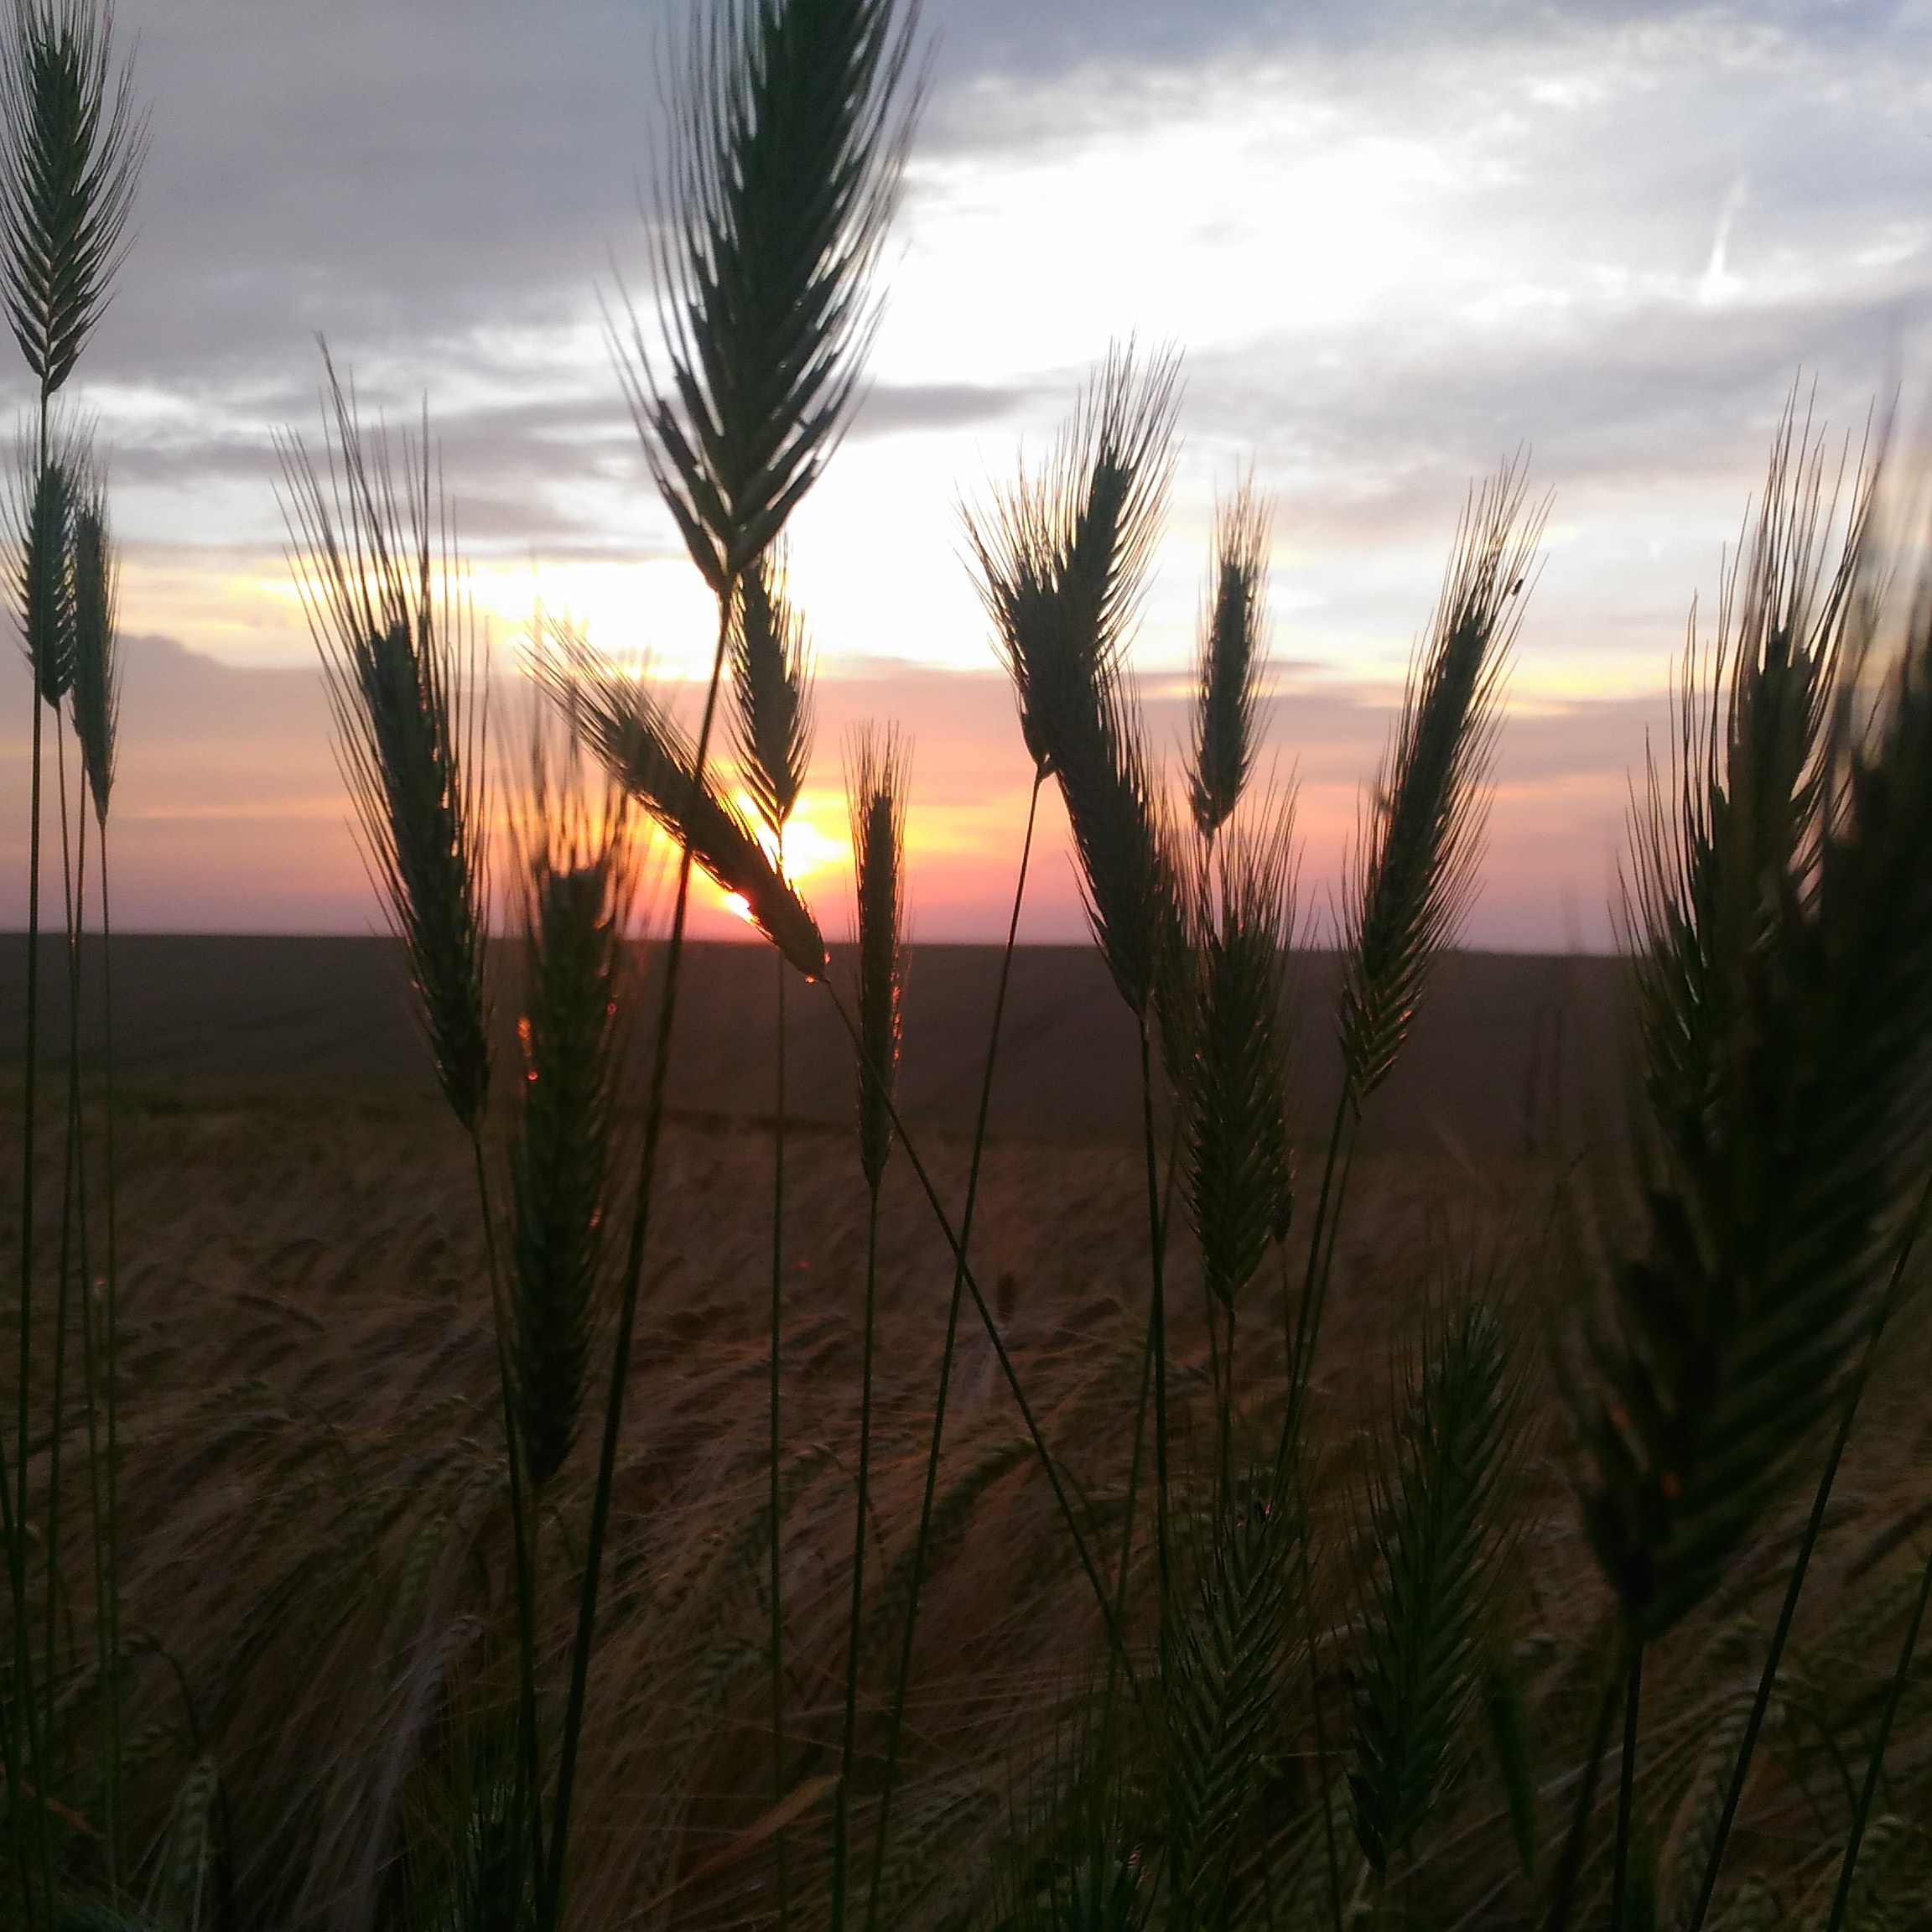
0;935;1627;1156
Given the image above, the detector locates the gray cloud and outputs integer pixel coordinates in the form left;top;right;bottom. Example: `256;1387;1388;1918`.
0;0;1919;691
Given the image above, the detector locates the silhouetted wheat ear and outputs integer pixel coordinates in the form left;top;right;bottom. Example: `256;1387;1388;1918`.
68;461;112;818
541;635;828;979
0;0;143;396
1162;1469;1300;1929
10;434;75;702
731;549;814;837
969;346;1185;1018
279;361;491;1133
967;341;1178;782
1349;1297;1517;1879
1176;802;1296;1311
508;743;639;1490
847;723;907;1192
621;0;923;591
1338;460;1540;1101
1191;477;1270;840
1578;406;1932;1644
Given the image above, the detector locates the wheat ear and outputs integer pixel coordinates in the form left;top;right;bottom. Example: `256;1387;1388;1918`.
13;431;75;703
66;460;111;821
506;741;639;1491
1177;802;1296;1326
1348;1297;1519;1879
542;636;828;980
619;0;923;591
280;360;492;1135
1161;1470;1301;1930
1577;412;1898;1645
732;549;814;839
1558;408;1932;1932
0;0;141;401
1190;476;1271;843
967;342;1182;1019
1285;462;1540;1453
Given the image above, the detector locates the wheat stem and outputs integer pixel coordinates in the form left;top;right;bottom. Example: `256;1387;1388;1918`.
94;817;122;1890
469;1129;547;1919
544;594;735;1929
40;706;75;1757
1822;1534;1932;1932
769;937;792;1932
864;766;1042;1932
1136;1018;1172;1618
1275;1095;1360;1499
818;979;1140;1697
1544;1659;1622;1932
831;1185;885;1932
1306;1545;1344;1932
1609;1646;1644;1932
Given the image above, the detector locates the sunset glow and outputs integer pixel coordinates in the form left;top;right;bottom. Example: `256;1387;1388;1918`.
0;2;1917;949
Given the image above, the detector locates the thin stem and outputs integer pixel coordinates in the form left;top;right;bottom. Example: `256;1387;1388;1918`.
1276;1094;1361;1502
469;1130;546;1919
1137;1018;1171;1620
769;937;791;1932
818;979;1140;1701
544;591;737;1926
11;678;56;1916
1822;1538;1932;1932
1544;1662;1623;1932
1685;1176;1932;1932
1104;1096;1183;1736
70;760;117;1898
831;1186;884;1932
43;718;76;1753
1609;1645;1643;1932
96;825;124;1889
1305;1543;1343;1932
863;769;1042;1932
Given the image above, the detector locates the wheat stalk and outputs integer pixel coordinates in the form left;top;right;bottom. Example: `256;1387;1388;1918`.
831;724;909;1932
1285;460;1540;1464
548;10;921;1914
728;543;817;1926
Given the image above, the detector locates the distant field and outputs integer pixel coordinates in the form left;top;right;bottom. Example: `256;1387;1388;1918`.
0;935;1627;1156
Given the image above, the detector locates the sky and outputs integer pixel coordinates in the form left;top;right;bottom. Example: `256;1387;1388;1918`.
3;0;1929;948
